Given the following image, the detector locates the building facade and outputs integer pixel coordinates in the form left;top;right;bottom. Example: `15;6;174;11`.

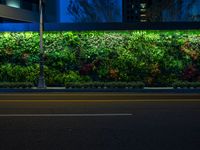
0;0;199;24
123;0;150;22
0;0;58;23
0;0;38;22
122;0;200;22
0;0;38;11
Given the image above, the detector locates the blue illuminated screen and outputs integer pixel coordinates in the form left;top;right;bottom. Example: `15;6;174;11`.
59;0;200;23
59;0;122;23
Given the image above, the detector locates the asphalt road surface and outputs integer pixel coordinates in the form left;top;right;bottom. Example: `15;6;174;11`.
0;93;200;150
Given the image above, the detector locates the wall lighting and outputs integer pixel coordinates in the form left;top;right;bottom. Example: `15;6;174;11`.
6;0;20;8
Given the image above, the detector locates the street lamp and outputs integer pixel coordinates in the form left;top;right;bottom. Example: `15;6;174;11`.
38;0;46;88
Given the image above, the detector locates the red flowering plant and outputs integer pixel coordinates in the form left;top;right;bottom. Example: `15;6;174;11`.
109;68;119;80
182;64;200;82
79;63;94;76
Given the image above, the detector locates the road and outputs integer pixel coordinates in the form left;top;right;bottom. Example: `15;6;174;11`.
0;93;200;150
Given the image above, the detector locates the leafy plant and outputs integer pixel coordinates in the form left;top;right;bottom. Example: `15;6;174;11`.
0;30;199;87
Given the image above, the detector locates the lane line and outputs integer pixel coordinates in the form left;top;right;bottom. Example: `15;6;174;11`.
0;100;200;103
0;93;199;95
0;113;133;117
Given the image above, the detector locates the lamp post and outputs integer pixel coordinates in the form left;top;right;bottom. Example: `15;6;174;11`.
38;0;46;88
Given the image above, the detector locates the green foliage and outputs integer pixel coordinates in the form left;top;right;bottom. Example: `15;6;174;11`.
0;30;199;86
63;71;82;82
0;64;39;83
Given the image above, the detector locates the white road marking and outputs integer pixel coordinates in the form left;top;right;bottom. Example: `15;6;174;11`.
0;113;133;117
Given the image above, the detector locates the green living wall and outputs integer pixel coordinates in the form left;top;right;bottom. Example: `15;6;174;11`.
0;31;199;86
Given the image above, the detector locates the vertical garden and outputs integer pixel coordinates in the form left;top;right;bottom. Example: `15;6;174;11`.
0;30;199;87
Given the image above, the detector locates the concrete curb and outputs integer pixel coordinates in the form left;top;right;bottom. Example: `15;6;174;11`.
0;88;200;93
0;93;200;100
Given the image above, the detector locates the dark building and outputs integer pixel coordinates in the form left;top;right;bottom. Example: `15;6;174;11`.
123;0;151;22
123;0;200;23
0;0;199;24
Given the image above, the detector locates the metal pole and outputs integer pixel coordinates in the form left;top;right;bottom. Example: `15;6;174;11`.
38;0;46;88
